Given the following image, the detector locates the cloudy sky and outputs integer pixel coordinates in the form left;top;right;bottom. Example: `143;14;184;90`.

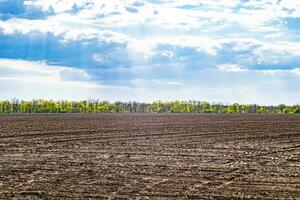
0;0;300;104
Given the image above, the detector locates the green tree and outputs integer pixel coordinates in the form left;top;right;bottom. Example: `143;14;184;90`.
293;105;300;114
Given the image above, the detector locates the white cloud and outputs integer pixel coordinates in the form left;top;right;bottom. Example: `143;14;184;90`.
166;81;182;85
217;64;248;72
18;0;283;33
1;16;300;73
130;78;182;86
0;59;91;81
1;1;300;62
152;79;183;86
58;68;91;81
0;18;130;43
167;0;241;8
127;36;225;59
92;54;106;63
154;36;221;55
216;63;300;77
161;50;174;58
0;58;146;101
254;41;300;57
24;0;95;13
14;0;298;35
130;78;143;86
278;0;300;17
256;68;300;76
291;68;300;76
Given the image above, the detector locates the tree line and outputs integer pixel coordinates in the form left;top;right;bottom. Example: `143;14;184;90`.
0;99;299;114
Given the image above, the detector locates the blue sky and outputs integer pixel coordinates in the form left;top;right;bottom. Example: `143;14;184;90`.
0;0;300;105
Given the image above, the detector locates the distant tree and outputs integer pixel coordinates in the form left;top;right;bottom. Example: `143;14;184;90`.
0;101;3;113
293;105;300;114
0;99;299;114
257;107;267;113
2;100;13;113
169;100;182;113
282;107;292;114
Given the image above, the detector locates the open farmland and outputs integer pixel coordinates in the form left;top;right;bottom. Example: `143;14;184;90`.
0;114;299;199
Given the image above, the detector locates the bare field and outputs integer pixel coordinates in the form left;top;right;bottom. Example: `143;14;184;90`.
0;114;299;199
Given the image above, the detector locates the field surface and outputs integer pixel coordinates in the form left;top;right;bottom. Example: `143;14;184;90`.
0;114;299;199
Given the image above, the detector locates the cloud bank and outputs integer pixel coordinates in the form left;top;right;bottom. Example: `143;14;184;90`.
0;0;300;104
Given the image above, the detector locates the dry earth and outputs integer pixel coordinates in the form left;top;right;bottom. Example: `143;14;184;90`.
0;114;299;199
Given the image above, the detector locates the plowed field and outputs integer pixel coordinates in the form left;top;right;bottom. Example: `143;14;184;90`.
0;114;299;199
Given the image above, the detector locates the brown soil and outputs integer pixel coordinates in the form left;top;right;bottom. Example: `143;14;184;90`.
0;114;299;199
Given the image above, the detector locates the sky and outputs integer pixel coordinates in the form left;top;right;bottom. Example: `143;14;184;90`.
0;0;300;105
